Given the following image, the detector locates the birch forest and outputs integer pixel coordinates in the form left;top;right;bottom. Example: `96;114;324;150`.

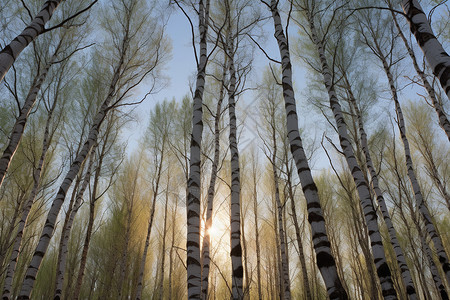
0;0;449;299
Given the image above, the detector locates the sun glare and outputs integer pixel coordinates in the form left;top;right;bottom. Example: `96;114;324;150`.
207;225;219;238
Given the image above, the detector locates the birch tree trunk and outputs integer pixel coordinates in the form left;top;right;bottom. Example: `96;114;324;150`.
54;145;96;300
305;6;397;299
227;44;244;300
17;31;128;299
390;6;450;141
1;86;58;300
0;45;60;189
401;0;450;100
283;152;312;300
268;1;348;298
185;0;210;298
380;54;450;286
344;75;417;299
201;58;227;300
264;100;291;299
0;0;63;83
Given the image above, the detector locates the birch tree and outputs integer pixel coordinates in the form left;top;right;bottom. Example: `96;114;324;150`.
224;7;241;300
173;0;211;298
201;57;227;300
265;1;348;298
337;60;417;298
1;21;90;298
388;1;450;141
250;148;263;300
0;46;57;190
53;144;96;300
71;111;123;300
280;138;313;299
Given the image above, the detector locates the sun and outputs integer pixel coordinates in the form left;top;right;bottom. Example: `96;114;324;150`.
207;225;219;239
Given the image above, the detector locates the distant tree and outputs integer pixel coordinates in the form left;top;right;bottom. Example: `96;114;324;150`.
136;100;175;300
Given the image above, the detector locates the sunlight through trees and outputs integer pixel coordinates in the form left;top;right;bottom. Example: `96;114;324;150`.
0;0;449;299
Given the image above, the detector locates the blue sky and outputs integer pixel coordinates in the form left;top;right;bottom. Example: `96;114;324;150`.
124;5;317;164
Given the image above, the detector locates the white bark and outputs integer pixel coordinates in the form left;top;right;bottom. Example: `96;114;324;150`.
284;151;312;300
201;59;226;300
0;50;58;189
401;0;450;100
1;90;56;300
72;134;107;300
305;7;397;299
418;225;449;299
391;8;450;141
0;0;62;83
186;0;210;299
228;48;244;300
268;1;348;299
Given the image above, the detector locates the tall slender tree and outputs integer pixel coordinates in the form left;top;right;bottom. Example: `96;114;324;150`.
201;58;227;300
258;67;291;299
174;0;211;298
1;60;64;300
0;32;68;190
266;1;348;298
298;0;397;297
71;111;122;300
340;72;417;299
250;148;263;300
